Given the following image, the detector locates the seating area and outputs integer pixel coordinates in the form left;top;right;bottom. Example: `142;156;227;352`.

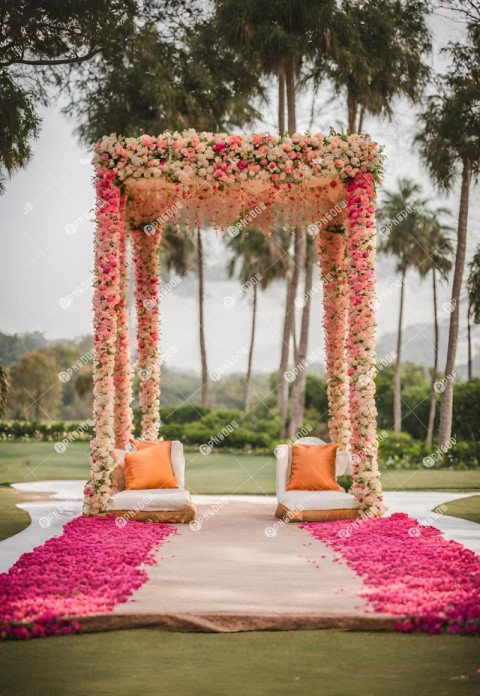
103;435;359;524
275;437;359;522
108;440;196;523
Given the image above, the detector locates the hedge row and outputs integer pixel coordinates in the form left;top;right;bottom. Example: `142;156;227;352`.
0;420;94;442
1;408;479;470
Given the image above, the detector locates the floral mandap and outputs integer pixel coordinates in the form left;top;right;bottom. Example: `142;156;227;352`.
86;129;385;519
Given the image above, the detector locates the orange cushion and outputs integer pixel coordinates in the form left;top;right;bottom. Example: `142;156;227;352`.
286;443;341;492
124;441;178;490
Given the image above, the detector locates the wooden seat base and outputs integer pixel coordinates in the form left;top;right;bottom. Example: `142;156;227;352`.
107;505;196;524
275;503;359;522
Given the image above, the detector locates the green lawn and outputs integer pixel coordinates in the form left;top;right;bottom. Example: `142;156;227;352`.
434;495;480;524
0;629;479;696
0;487;31;541
1;441;480;494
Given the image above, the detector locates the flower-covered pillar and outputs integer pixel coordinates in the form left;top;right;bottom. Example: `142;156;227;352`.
345;172;384;517
132;230;162;441
317;230;352;450
84;171;122;515
113;193;134;448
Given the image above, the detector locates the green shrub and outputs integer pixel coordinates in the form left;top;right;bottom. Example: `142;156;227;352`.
378;430;480;470
451;379;480;441
0;419;93;442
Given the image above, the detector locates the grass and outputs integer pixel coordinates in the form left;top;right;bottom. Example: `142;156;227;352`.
0;487;31;541
379;469;480;492
1;441;480;494
434;495;480;524
0;629;479;695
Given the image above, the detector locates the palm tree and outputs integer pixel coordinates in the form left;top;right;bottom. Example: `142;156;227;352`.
210;0;335;132
290;233;316;436
415;210;453;447
320;0;431;132
467;244;480;381
227;230;290;412
196;227;209;407
209;1;334;434
160;224;195;278
161;224;211;407
416;30;480;447
278;227;306;436
378;179;424;432
0;362;10;419
159;224;214;407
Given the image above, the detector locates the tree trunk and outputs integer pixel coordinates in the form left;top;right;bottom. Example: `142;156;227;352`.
197;227;209;408
347;83;357;133
393;275;405;432
439;160;471;447
426;267;439;447
467;302;473;381
278;62;286;134
289;253;314;437
357;104;365;133
285;58;296;135
291;320;298;368
245;283;257;413
278;229;306;437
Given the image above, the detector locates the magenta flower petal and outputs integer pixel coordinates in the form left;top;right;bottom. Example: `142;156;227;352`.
302;513;480;635
0;516;174;640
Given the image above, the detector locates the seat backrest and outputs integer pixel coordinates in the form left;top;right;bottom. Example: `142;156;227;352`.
275;437;351;499
112;440;186;492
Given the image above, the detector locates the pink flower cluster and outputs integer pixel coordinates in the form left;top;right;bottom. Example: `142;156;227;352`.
94;130;383;188
113;193;133;448
0;516;174;640
86;172;123;513
302;513;480;635
345;172;383;515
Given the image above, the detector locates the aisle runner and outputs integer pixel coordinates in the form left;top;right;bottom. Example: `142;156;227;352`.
0;516;174;640
302;512;480;635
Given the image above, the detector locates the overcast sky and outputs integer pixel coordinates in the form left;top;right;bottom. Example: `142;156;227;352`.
0;7;478;375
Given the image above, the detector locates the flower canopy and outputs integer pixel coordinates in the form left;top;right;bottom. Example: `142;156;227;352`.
85;129;385;518
93;130;383;232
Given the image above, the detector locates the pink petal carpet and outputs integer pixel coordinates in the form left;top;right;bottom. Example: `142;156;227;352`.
302;512;480;635
0;515;175;640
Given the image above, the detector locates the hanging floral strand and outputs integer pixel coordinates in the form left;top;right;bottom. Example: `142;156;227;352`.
84;171;122;515
317;229;352;450
132;230;162;441
113;193;134;449
345;172;384;517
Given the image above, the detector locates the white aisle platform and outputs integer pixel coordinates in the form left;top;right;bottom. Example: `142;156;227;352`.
0;481;478;575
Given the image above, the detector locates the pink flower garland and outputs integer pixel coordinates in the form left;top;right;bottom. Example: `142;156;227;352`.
0;516;175;640
113;194;134;448
345;172;383;516
317;231;351;450
93;131;384;234
302;513;480;635
132;230;162;440
85;172;122;514
94;131;383;190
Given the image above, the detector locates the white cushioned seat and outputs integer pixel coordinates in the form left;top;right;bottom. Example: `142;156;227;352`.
108;440;195;522
275;436;359;521
108;488;192;512
279;490;358;511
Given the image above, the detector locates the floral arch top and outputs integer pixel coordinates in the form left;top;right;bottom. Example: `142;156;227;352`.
93;129;384;232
